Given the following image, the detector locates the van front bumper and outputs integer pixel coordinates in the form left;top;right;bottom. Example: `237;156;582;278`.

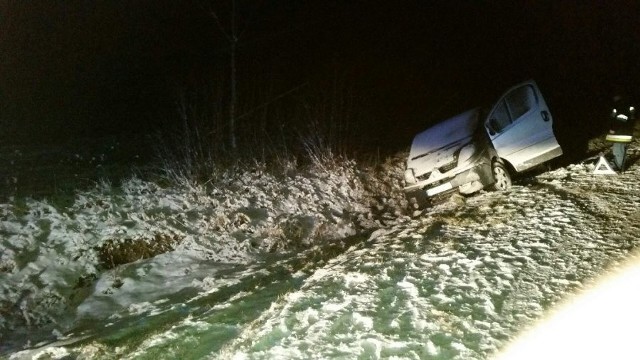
403;160;493;208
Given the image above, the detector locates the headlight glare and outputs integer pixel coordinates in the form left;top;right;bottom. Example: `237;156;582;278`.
404;168;417;184
457;143;477;164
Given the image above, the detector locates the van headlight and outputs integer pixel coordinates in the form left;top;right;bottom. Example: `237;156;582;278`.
404;168;417;184
457;143;477;164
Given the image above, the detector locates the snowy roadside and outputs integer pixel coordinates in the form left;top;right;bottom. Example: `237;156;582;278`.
4;126;640;358
214;141;640;359
31;137;638;360
0;157;407;351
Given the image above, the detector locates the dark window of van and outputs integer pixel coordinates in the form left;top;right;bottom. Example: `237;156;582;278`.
506;85;536;120
490;101;511;133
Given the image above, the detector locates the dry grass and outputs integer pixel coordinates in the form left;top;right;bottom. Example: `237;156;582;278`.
98;232;184;269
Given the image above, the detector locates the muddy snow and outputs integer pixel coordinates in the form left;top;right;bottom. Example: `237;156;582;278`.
3;140;640;359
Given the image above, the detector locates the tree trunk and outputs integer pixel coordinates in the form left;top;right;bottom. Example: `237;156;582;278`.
229;0;238;151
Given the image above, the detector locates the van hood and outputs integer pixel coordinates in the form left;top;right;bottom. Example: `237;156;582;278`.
407;108;479;174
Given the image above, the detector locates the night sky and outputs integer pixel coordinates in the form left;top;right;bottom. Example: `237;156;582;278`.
1;1;639;152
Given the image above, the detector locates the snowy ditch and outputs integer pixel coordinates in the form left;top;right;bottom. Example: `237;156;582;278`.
1;158;407;355
3;144;640;359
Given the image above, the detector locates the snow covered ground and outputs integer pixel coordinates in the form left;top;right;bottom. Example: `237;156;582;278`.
215;153;640;359
3;137;640;359
0;159;401;354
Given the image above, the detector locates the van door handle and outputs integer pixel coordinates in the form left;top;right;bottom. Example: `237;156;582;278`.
541;111;550;122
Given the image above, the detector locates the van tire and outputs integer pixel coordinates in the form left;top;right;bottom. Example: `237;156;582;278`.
491;161;511;191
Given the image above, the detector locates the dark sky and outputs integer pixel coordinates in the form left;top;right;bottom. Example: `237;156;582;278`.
1;1;639;148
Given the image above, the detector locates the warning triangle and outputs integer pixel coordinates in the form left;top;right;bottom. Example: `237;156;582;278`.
593;155;616;175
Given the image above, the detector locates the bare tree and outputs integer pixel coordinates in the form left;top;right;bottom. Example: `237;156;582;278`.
228;0;238;150
206;0;263;152
203;1;307;155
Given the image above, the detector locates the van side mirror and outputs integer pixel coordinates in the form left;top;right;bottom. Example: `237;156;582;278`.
541;110;550;122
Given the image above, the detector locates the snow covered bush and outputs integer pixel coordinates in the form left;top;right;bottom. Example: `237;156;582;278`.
0;155;407;335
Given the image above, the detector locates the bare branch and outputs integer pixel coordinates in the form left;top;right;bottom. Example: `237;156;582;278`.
237;0;265;41
198;0;232;42
237;83;308;120
209;9;233;42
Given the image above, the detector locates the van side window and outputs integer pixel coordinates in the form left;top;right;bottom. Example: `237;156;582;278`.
489;101;510;133
506;85;536;120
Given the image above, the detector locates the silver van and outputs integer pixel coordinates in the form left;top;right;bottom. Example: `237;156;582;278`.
404;80;563;208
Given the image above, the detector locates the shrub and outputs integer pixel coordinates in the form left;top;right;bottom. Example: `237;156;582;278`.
98;232;183;269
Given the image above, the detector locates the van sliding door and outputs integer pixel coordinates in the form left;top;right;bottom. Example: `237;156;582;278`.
485;81;562;172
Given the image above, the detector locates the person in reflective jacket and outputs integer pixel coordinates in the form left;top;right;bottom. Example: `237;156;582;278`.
605;95;636;171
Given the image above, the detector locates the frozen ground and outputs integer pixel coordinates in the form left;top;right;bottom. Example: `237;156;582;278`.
3;137;640;359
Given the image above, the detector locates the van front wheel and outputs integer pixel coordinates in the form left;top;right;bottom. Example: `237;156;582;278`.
491;161;511;191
